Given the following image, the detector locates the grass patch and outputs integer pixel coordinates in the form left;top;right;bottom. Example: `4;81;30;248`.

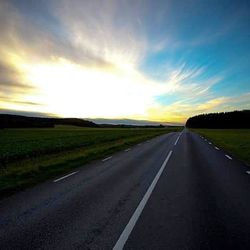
0;127;181;197
192;129;250;165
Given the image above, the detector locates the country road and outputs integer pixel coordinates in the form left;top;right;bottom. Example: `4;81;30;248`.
1;129;250;250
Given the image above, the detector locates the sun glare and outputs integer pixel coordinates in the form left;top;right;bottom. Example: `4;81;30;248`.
18;58;160;119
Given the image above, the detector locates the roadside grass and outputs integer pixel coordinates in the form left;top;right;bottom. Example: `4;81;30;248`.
0;127;181;197
192;129;250;165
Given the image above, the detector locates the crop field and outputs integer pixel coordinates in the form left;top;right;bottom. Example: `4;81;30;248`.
0;126;181;196
193;129;250;165
0;127;172;163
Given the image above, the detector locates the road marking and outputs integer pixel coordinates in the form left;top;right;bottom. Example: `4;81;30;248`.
208;142;212;145
174;136;180;145
246;171;250;175
53;171;78;183
204;139;207;141
124;148;131;152
225;154;232;160
102;156;112;162
215;147;219;150
113;150;173;250
138;143;142;146
174;133;182;146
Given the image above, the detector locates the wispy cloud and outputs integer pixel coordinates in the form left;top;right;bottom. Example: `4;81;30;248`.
0;0;176;119
0;0;249;122
148;93;250;123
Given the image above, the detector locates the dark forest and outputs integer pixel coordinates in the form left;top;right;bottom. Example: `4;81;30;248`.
186;110;250;128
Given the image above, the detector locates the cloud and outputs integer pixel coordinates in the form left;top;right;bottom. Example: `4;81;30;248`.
0;1;117;70
147;93;250;123
0;61;34;91
161;63;222;100
0;109;55;118
0;0;150;75
0;0;249;122
50;0;149;68
0;0;169;119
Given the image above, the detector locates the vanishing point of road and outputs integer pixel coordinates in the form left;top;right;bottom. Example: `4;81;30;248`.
1;129;250;249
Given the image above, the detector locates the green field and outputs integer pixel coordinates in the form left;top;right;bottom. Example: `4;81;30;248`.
0;126;181;197
193;129;250;165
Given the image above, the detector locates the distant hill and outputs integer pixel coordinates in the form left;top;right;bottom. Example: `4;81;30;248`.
0;114;98;128
97;123;166;128
186;110;250;128
0;114;171;129
89;118;182;127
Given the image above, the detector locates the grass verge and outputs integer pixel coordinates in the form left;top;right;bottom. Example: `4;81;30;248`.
0;127;181;198
192;129;250;165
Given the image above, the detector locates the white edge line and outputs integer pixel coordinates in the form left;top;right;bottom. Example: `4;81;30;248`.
124;148;131;152
225;154;232;160
102;156;112;162
113;150;173;250
208;142;212;145
53;171;78;183
246;171;250;175
215;147;219;150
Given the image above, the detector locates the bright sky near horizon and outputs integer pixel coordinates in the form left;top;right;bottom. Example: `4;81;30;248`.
0;0;249;124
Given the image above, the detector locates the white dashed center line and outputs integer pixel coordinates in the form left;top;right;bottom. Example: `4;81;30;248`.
102;156;112;162
53;171;79;183
225;154;232;160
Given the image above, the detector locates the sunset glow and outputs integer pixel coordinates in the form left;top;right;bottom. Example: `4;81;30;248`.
0;0;250;124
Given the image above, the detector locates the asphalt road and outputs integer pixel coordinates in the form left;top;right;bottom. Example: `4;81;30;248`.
1;129;250;250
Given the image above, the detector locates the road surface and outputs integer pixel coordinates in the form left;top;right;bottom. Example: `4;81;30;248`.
1;129;250;249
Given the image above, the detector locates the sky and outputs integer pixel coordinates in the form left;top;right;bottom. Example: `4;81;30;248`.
0;0;249;124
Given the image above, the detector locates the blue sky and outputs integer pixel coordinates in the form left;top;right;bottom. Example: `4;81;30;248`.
0;0;249;123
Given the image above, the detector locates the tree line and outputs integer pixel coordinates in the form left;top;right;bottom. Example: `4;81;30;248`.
186;110;250;128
